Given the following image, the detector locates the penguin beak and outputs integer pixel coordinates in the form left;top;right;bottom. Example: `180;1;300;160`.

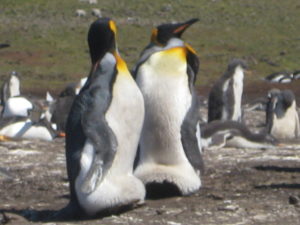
172;18;199;37
58;132;66;138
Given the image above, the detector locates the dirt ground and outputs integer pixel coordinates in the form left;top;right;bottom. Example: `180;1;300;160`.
0;102;300;225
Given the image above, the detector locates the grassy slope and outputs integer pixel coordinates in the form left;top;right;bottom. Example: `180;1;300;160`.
0;0;300;96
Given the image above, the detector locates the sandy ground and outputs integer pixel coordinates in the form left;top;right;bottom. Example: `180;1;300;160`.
0;109;300;225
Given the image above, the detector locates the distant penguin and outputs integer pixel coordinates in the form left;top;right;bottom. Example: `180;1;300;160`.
264;71;293;83
63;18;145;217
292;70;300;80
208;59;247;122
201;120;277;149
133;19;203;197
1;96;34;118
51;77;88;132
50;95;75;132
0;72;36;118
266;89;300;139
1;71;20;107
0;110;58;141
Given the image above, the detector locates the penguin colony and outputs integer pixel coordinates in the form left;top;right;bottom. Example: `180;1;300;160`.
1;16;300;219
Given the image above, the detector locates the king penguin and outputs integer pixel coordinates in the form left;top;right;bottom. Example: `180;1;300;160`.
208;59;247;122
0;71;35;118
266;89;300;139
133;19;203;197
63;18;145;217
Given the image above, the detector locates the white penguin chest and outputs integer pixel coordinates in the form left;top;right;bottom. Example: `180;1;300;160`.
105;73;144;171
271;103;300;139
137;48;192;113
136;48;192;162
232;68;244;120
2;97;33;117
0;121;53;141
9;75;20;97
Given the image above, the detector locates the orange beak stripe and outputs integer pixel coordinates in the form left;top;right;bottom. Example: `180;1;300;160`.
173;24;189;34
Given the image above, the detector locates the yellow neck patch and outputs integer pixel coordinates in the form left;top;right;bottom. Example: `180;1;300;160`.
162;47;187;61
185;43;197;55
114;52;130;76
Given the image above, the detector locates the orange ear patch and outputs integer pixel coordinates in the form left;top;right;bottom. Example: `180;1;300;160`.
109;20;117;35
151;28;158;43
114;52;130;74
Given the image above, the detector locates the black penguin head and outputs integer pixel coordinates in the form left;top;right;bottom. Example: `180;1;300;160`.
88;18;117;65
150;18;199;46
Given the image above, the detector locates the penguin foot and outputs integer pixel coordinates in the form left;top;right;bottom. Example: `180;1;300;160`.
0;135;12;142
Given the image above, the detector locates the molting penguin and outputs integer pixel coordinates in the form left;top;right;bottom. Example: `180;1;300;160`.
133;19;203;197
201;120;277;149
266;89;300;139
292;70;300;80
50;77;88;132
208;59;247;122
1;71;20;107
63;18;145;217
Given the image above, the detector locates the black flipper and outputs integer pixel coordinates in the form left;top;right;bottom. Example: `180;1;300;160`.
80;85;117;194
65;58;117;203
186;46;199;91
181;95;204;173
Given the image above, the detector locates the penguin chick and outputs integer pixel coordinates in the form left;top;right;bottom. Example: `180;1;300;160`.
208;59;247;122
266;89;300;140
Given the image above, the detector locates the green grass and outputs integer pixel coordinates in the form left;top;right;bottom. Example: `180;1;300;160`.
1;0;300;95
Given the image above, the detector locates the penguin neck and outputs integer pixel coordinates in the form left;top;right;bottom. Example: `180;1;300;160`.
164;37;184;50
